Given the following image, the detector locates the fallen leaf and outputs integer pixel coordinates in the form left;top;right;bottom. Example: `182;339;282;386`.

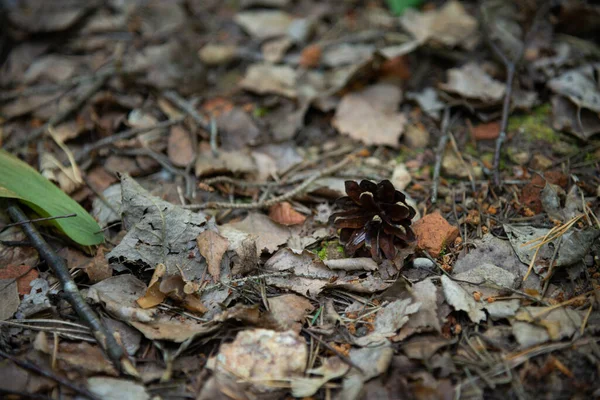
355;298;421;346
441;275;486;323
167;125;195;167
136;264;167;309
87;275;155;323
268;202;306;226
88;377;150;400
0;264;38;295
234;10;294;39
400;1;478;49
196;230;230;280
107;174;209;279
0;279;19;320
208;329;307;395
333;83;406;147
439;63;505;104
264;248;335;296
240;63;297;98
224;212;291;255
268;294;314;332
85;246;112;283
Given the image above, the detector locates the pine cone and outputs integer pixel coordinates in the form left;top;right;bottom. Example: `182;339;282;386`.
329;179;416;260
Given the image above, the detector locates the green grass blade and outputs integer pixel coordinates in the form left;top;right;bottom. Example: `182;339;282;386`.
0;149;104;246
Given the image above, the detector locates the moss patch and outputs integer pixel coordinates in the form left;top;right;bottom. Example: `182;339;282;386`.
507;104;561;144
317;240;345;260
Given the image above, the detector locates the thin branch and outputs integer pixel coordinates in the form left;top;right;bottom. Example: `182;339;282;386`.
5;201;131;375
8;77;108;150
431;108;451;204
1;213;76;229
0;349;100;400
186;154;355;210
487;3;552;187
75;117;185;164
301;327;364;374
162;90;210;132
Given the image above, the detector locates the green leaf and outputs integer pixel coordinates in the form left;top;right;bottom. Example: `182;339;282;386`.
0;150;104;246
386;0;422;15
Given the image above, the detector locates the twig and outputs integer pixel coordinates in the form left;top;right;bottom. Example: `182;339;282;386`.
75;117;185;164
0;349;100;400
209;116;219;157
5;201;131;375
1;213;76;229
301;327;364;374
186;154;355;210
162;90;210;132
116;147;197;198
432;108;451;203
486;3;551;187
8;77;108;150
0;67;125;102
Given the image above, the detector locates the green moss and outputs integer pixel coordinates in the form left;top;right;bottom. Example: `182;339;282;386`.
317;246;328;261
253;107;268;118
317;240;346;260
507;104;560;144
465;143;478;157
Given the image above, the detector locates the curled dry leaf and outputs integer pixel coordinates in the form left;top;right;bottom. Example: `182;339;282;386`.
196;230;230;280
268;202;306;226
332;83;406;147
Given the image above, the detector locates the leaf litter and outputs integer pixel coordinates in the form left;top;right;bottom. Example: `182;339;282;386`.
1;1;600;399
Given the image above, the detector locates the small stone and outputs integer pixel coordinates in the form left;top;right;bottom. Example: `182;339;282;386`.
412;212;459;258
412;258;435;270
530;154;553;170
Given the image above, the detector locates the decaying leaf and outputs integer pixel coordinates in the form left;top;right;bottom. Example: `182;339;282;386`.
264;248;336;296
196;230;230;280
291;356;349;397
107;174;209;279
441;275;486;323
0;279;19;321
234;10;294;39
354;298;421;346
400;0;478;49
240;63;297;98
207;329;307;395
333;83;406;147
439;63;505;104
268;202;306;226
268;294;314;332
87;275;155;323
223;212;291;255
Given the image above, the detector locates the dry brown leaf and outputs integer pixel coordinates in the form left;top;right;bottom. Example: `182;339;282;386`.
85;246;112;283
268;202;306;226
299;44;322;68
332;83;406;148
136;264;167;309
167;125;195;167
268;294;314;332
183;294;208;315
196;230;230;280
439;63;505;103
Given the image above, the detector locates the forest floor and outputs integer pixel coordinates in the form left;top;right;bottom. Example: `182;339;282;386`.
1;1;600;399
